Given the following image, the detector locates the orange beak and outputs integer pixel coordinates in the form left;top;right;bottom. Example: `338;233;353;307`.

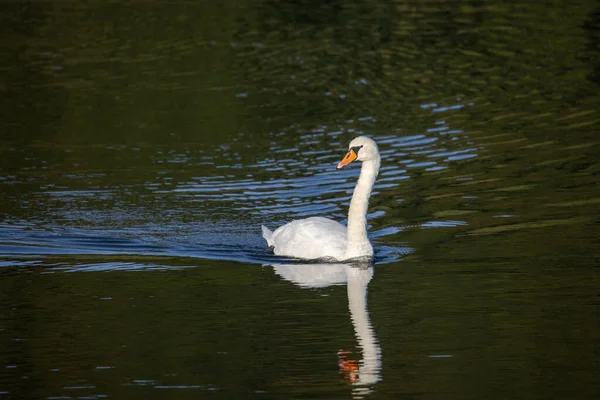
337;149;358;169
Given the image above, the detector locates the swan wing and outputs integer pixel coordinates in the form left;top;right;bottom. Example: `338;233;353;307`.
270;217;347;260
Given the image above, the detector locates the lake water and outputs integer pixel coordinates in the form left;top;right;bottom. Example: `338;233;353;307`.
1;1;599;399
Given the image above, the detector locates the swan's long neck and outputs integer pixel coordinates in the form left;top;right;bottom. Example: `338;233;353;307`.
345;157;380;259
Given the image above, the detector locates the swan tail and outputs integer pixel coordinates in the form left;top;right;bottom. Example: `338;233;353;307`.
261;225;274;247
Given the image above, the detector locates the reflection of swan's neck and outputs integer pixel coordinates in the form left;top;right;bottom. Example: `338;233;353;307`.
347;266;381;386
346;157;380;259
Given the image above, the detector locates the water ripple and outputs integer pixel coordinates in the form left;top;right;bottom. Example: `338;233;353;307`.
2;118;480;269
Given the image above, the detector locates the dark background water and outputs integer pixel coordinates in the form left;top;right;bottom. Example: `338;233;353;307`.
1;1;599;399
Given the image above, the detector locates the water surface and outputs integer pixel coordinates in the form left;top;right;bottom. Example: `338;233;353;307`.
1;1;599;399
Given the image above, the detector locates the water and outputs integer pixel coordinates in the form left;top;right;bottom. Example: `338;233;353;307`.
1;1;599;399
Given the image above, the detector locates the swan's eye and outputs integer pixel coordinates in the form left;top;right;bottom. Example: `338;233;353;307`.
351;145;363;154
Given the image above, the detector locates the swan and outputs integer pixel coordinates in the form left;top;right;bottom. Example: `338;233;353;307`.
261;136;380;261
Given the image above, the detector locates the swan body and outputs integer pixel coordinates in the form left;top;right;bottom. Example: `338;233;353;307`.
261;136;380;261
262;217;347;260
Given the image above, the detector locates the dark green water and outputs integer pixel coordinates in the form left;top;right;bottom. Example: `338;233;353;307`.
1;1;599;399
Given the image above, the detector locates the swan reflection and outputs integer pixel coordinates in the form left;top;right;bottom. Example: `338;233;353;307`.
269;261;382;395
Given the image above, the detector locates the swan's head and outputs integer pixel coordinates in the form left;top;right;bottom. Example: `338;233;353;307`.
337;136;379;169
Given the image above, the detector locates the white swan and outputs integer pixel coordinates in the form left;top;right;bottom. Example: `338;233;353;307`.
261;136;380;261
